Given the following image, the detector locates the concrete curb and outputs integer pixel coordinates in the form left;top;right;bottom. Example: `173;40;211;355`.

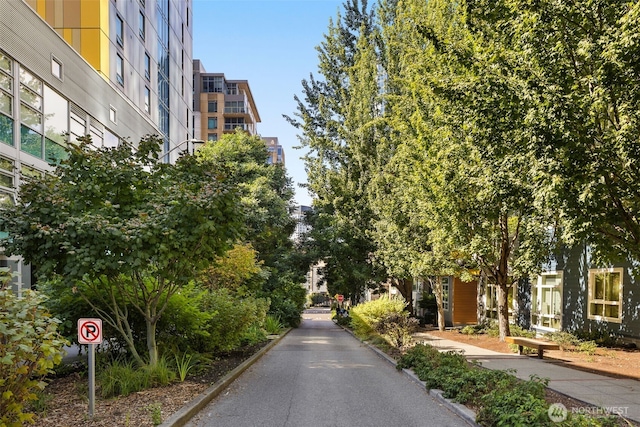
340;326;480;427
160;328;292;427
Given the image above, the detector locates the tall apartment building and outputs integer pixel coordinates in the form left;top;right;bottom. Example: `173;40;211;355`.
192;60;260;142
0;1;175;293
263;137;285;165
24;0;194;162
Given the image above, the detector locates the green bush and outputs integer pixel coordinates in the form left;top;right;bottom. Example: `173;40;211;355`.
199;289;269;353
372;312;420;348
350;295;407;339
0;286;68;426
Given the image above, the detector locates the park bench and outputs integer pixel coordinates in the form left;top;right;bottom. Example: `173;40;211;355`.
504;336;560;359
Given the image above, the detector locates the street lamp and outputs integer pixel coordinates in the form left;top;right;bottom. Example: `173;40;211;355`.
163;138;205;163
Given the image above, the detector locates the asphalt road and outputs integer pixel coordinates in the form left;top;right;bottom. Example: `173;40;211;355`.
185;309;468;427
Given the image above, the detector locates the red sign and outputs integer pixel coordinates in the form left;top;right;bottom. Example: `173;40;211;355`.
78;318;103;345
336;294;344;302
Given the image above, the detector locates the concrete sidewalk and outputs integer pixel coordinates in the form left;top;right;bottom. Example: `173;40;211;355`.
414;332;640;424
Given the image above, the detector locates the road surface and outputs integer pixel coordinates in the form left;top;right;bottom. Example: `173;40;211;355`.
186;308;468;427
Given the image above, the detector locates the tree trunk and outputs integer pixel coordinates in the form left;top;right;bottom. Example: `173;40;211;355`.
496;213;512;341
430;276;446;331
496;283;511;341
392;278;414;316
146;319;158;367
477;271;487;325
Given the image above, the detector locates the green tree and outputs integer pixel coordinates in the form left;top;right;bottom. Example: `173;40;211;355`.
376;0;556;339
0;136;241;366
492;1;640;265
287;0;388;303
197;130;305;326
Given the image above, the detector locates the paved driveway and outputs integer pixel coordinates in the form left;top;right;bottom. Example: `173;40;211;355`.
185;308;468;427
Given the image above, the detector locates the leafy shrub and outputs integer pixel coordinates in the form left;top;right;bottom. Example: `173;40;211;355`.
264;314;283;335
99;356;175;398
372;312;420;348
0;287;68;426
545;331;580;351
198;289;269;353
174;353;198;382
241;324;267;346
477;378;550;427
577;340;598;355
350;295;407;339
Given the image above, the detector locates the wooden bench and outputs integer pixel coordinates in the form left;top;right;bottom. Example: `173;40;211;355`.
504;336;560;359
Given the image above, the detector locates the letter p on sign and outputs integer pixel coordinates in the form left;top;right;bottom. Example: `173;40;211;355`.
78;318;103;345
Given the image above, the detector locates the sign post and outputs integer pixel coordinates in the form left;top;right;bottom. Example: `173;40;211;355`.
78;318;103;417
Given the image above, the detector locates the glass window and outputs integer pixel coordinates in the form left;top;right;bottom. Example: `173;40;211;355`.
109;106;117;123
588;268;623;323
20;104;42;133
441;277;450;310
0;92;11;116
139;11;145;39
202;76;223;93
19;68;42;95
116;15;124;46
45;138;67;164
144;53;151;80
0;70;12;95
0;52;11;74
0;114;13;146
0;173;12;188
532;273;563;331
116;55;124;86
0;156;13;173
90;123;103;146
224;101;244;113
144;86;150;113
207;133;217;141
51;56;62;79
104;129;119;148
20;125;43;158
207;117;217;129
208;101;217;113
224;117;245;131
69;110;86;142
21;164;42;179
44;86;68;145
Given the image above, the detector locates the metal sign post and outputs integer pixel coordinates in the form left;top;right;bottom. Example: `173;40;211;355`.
78;318;103;417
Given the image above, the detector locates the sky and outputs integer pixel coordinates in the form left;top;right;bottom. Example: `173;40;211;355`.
192;0;345;207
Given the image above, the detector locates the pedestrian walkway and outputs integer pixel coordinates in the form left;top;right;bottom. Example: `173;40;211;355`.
413;332;640;424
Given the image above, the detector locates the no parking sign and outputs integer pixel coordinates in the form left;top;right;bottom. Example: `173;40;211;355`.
78;318;103;345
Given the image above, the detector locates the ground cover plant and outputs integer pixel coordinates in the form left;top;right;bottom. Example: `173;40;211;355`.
397;344;620;426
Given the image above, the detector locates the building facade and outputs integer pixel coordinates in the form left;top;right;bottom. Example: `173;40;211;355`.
24;0;194;163
0;0;169;293
263;137;285;165
192;60;261;142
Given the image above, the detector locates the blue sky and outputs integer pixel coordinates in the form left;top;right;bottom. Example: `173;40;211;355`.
192;0;345;207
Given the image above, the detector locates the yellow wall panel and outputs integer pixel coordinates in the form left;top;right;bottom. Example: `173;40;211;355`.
100;0;109;37
80;0;100;28
80;29;101;71
99;31;110;80
62;28;73;46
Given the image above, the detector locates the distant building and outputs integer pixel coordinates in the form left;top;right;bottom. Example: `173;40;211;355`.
291;205;312;243
263;137;285;165
192;60;261;142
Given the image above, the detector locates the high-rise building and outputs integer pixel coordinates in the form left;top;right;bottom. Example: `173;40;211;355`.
23;0;194;163
0;0;181;293
192;60;261;142
263;137;285;165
